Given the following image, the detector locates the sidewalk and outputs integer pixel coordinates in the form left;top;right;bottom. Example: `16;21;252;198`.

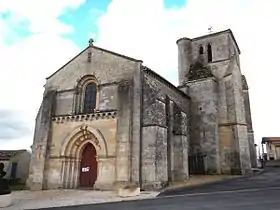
163;174;241;192
2;190;159;210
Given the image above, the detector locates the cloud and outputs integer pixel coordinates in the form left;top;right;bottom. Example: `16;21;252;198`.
0;0;86;35
95;0;280;145
1;0;279;152
0;0;85;149
0;110;31;140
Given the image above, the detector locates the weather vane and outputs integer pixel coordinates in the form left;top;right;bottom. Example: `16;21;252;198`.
208;26;213;33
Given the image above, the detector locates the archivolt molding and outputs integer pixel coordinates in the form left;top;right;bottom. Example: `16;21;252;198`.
75;74;100;91
60;125;108;159
73;74;101;114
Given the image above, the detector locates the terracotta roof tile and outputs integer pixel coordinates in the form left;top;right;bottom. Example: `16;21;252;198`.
262;137;280;143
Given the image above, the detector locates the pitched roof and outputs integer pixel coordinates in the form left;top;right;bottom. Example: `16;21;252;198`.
46;45;143;80
262;137;280;144
141;65;191;99
0;150;26;161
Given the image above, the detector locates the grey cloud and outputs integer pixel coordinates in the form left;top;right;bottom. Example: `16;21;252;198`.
0;109;32;141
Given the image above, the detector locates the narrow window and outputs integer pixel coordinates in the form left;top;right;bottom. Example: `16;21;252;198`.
207;44;212;62
199;46;204;54
83;83;97;113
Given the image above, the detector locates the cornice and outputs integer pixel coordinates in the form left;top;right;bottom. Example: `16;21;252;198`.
52;110;117;124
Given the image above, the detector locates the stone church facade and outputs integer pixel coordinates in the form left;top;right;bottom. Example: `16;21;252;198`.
27;29;257;191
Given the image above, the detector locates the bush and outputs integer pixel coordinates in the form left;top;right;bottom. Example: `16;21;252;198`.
0;179;11;195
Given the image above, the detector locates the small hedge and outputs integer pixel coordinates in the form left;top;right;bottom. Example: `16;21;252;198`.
0;179;11;195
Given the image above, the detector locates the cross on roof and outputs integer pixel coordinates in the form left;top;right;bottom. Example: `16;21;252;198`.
88;38;94;46
208;26;213;33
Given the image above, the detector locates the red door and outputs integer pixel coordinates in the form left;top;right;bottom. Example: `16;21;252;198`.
80;143;97;188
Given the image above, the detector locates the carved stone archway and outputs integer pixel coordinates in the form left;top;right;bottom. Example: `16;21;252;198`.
60;125;108;188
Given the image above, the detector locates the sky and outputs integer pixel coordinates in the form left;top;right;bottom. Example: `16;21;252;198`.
0;0;279;151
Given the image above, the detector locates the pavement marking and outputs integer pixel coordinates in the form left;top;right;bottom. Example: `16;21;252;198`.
157;186;280;199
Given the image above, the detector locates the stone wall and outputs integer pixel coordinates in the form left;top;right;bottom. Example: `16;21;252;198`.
115;79;133;186
177;30;240;86
45;46;142;91
218;63;252;175
242;75;257;168
141;68;190;189
230;65;252;174
186;78;220;174
47;116;117;190
192;33;229;62
27;90;56;190
28;45;143;190
177;30;253;176
50;45;142;117
9;151;31;184
54;84;119;116
218;75;241;174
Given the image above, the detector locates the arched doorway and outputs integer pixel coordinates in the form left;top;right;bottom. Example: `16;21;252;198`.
79;143;98;188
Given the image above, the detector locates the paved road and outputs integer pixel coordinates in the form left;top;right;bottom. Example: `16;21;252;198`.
159;167;280;196
41;167;280;210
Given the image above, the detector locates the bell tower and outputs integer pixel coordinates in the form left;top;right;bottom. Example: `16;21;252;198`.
177;29;241;86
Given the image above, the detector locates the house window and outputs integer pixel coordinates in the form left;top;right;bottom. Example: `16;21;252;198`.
83;83;97;113
207;44;212;62
199;46;204;55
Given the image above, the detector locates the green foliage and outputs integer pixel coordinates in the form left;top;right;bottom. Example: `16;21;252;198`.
187;61;213;81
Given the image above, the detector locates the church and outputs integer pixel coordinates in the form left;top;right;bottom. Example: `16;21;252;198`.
27;29;257;191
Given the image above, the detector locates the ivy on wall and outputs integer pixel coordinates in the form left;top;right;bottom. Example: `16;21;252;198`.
187;61;213;81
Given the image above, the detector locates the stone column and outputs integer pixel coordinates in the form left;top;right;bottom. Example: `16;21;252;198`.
130;67;142;184
172;108;189;181
69;159;75;188
73;159;80;188
64;159;71;188
27;90;56;190
141;126;168;189
115;81;133;187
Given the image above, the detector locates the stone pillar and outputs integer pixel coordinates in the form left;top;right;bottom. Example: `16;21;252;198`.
248;132;257;168
222;72;252;175
235;125;252;175
27;90;56;190
69;159;75;188
173;135;189;181
172;105;189;181
141;126;167;189
243;78;257;168
115;81;133;187
64;159;71;188
73;159;80;188
131;67;142;184
61;159;66;187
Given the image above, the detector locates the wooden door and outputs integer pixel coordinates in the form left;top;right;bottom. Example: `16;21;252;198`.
79;143;97;188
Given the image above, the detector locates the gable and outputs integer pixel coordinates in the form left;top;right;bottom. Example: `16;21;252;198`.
45;45;143;91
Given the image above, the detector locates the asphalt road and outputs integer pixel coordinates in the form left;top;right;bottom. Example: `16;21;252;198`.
158;167;280;196
41;167;280;210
